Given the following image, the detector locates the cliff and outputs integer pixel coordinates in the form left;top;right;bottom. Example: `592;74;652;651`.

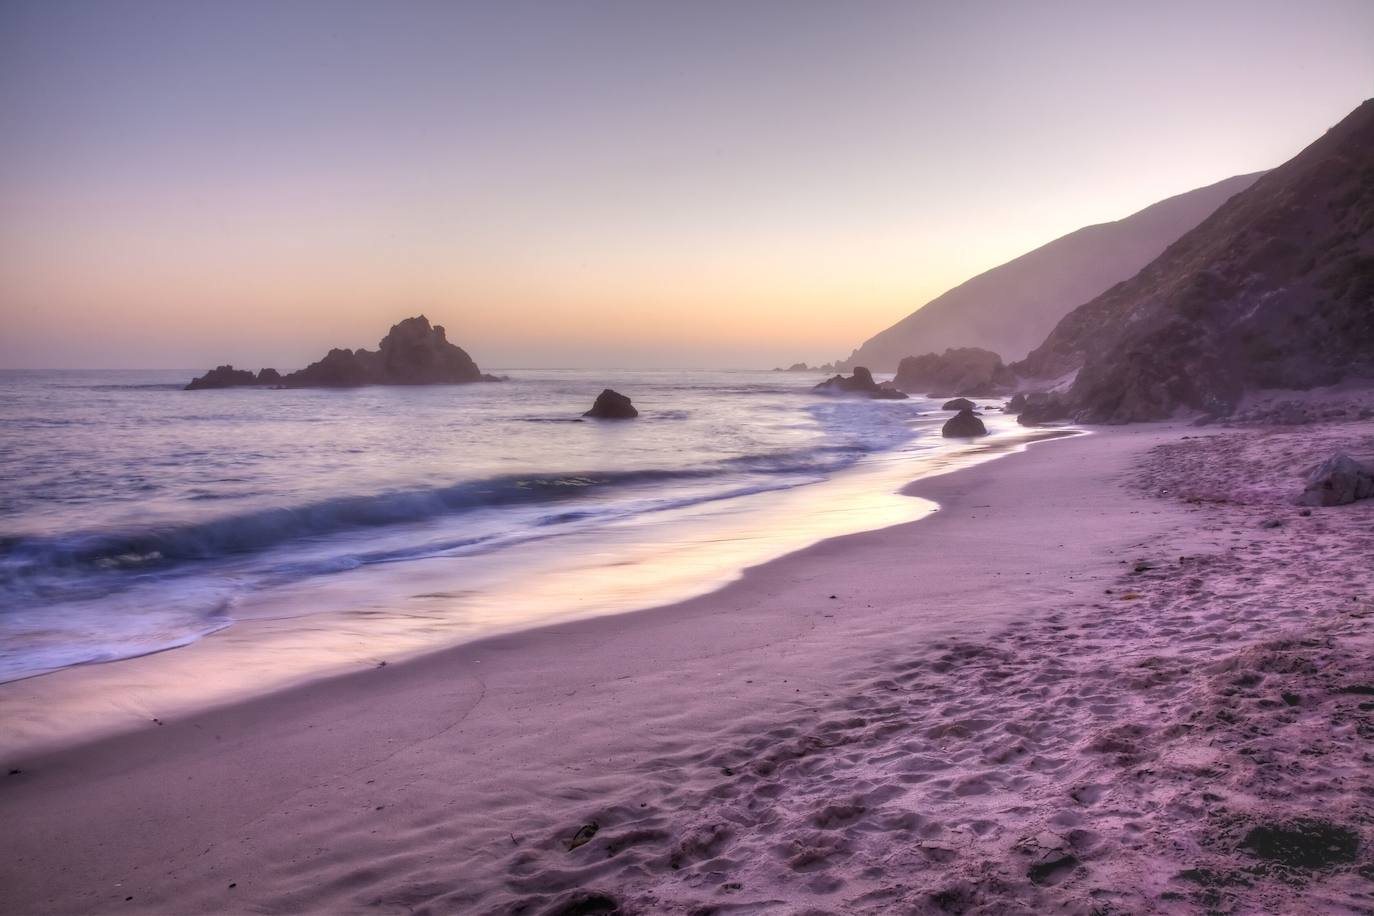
1016;100;1374;424
841;173;1262;371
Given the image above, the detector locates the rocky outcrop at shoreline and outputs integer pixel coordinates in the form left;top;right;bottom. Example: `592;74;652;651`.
893;347;1014;397
812;367;908;399
186;316;497;390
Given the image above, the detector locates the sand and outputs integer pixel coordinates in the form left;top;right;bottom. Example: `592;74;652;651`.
3;418;1372;914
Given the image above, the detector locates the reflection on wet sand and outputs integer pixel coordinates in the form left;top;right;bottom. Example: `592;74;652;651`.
0;424;1078;757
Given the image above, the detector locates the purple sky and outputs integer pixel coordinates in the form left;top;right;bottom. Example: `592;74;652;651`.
2;0;1371;369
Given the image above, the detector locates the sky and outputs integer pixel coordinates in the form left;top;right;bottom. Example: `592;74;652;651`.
1;1;1372;370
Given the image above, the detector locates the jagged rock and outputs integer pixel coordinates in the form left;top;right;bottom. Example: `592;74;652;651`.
280;316;487;387
188;316;492;390
1016;392;1072;425
1004;393;1027;413
941;408;988;438
185;365;258;390
892;348;1015;396
942;398;976;411
583;389;638;419
1298;453;1374;506
812;367;908;400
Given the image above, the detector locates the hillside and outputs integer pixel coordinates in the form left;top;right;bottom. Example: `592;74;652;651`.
1017;100;1374;423
839;173;1261;371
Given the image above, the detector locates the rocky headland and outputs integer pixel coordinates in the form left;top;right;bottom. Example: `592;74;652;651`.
1011;100;1374;425
838;173;1262;371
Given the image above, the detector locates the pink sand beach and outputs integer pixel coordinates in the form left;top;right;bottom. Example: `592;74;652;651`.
5;404;1371;915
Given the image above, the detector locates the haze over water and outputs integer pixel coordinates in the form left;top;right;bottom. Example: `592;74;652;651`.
3;1;1371;371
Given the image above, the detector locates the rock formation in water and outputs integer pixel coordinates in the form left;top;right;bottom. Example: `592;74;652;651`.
812;367;908;400
1015;100;1374;424
892;348;1015;397
942;397;977;411
185;366;282;390
583;389;639;419
281;316;489;387
941;408;988;438
772;362;837;372
186;316;496;390
838;173;1263;370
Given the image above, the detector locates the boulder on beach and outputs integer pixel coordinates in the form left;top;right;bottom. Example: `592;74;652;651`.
184;365;284;390
942;408;988;438
942;397;976;411
812;367;908;400
1298;453;1374;506
584;389;638;419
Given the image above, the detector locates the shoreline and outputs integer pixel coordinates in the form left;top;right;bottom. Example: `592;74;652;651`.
4;418;1370;913
0;421;1065;761
2;422;1172;912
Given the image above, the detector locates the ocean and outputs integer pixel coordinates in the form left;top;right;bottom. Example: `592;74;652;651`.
0;368;1029;744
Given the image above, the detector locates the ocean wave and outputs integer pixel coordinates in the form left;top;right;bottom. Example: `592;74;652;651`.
0;446;875;588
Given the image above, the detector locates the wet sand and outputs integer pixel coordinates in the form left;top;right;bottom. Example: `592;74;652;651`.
0;418;1051;760
3;419;1372;914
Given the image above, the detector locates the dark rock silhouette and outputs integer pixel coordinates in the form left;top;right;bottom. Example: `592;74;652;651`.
1015;100;1374;423
893;348;1014;396
1298;454;1374;506
942;397;976;411
187;316;493;390
282;316;487;387
584;389;638;419
839;173;1263;370
773;361;836;372
185;366;259;390
186;366;253;390
1016;392;1072;425
812;367;908;400
941;408;988;437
